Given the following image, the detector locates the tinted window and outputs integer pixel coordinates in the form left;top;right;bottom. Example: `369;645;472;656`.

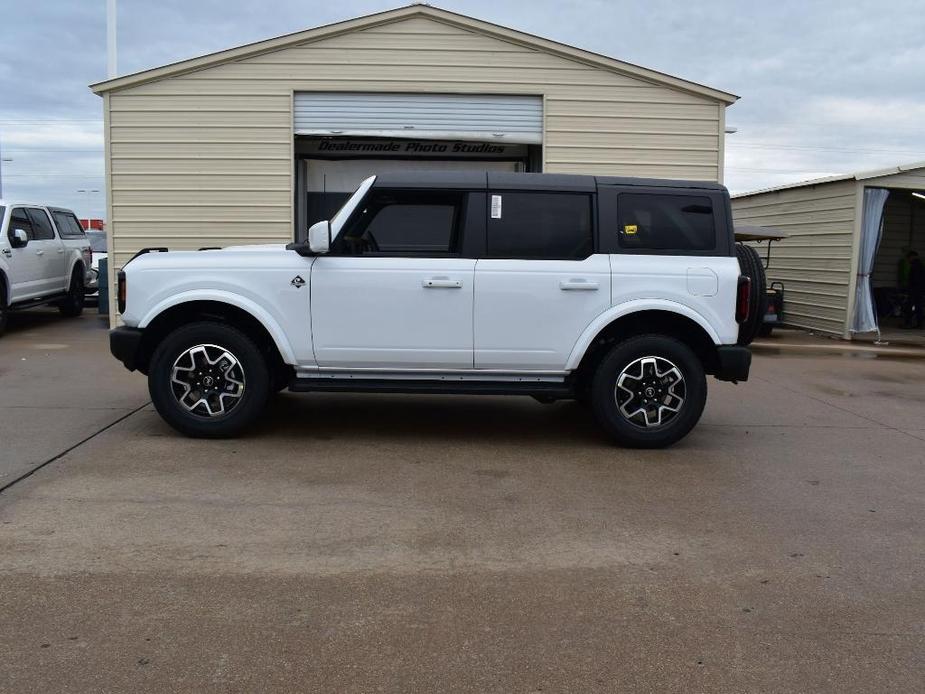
340;190;461;256
52;211;87;239
26;209;56;240
9;208;34;240
86;231;108;253
487;193;592;259
618;194;715;251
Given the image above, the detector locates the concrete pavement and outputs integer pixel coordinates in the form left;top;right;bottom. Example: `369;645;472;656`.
0;313;923;692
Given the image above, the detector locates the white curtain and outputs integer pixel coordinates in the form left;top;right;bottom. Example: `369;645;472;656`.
851;187;890;334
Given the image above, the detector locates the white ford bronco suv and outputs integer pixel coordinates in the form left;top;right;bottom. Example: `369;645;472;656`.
110;172;757;448
0;202;93;335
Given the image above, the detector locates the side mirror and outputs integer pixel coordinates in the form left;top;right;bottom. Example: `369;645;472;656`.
10;229;29;248
308;220;331;255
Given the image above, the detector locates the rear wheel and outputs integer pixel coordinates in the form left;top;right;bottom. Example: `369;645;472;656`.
148;321;271;438
590;334;707;449
735;243;767;345
58;267;85;317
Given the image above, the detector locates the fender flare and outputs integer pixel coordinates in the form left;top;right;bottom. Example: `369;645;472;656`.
138;290;298;365
66;256;85;282
564;299;722;371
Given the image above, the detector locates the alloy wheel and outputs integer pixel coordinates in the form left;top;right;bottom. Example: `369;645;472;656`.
170;343;246;418
614;355;686;428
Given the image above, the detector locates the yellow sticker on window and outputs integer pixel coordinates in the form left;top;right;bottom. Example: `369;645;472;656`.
624;224;638;235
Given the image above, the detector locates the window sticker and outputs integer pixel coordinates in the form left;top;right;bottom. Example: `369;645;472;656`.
491;195;503;219
623;224;638;235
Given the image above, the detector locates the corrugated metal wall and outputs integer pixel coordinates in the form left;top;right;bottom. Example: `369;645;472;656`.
731;180;859;336
104;15;725;270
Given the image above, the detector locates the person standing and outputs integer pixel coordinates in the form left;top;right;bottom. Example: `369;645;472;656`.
903;250;924;329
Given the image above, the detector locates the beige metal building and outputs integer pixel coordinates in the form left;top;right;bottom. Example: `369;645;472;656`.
732;162;925;338
90;4;737;315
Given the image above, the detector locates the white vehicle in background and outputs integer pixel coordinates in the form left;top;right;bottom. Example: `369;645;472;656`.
84;230;108;302
0;202;93;336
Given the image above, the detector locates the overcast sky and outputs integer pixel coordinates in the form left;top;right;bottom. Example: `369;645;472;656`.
2;0;924;220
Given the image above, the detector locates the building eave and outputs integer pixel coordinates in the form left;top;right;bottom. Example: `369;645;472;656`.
89;4;739;104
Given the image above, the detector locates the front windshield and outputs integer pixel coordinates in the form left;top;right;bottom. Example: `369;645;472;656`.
87;231;107;253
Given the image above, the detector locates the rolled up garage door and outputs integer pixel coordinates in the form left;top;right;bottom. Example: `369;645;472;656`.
294;92;543;145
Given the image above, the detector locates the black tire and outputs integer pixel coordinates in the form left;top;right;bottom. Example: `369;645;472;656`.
148;321;271;438
58;267;85;317
0;284;8;337
735;243;767;346
590;334;707;449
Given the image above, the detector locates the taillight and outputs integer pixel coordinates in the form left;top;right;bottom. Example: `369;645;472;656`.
736;275;751;323
117;271;127;313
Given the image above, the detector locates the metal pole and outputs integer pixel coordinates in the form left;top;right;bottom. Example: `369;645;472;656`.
107;0;117;79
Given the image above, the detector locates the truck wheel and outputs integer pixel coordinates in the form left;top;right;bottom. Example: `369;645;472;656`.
590;335;706;449
148;321;271;438
58;268;85;317
0;286;8;337
735;243;767;345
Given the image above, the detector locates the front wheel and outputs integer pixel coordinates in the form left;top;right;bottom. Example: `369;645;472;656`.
0;287;8;337
590;335;707;448
148;322;271;438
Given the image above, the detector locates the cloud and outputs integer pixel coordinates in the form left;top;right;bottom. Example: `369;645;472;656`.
2;0;924;210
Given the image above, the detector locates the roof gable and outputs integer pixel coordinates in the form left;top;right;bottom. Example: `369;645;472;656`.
90;4;737;104
734;160;925;198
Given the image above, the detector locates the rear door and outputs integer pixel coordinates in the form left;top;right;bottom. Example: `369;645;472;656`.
26;208;67;294
473;188;611;369
310;188;479;369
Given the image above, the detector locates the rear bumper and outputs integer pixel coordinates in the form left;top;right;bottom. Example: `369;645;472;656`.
110;326;144;372
714;345;751;382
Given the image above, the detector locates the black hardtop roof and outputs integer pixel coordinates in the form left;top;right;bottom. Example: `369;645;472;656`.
371;171;726;192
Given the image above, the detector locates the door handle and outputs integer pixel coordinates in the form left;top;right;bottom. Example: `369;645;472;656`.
423;277;463;289
559;279;599;291
35;249;45;256
57;248;64;254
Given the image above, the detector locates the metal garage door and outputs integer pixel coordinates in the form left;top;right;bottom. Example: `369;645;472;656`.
294;92;543;144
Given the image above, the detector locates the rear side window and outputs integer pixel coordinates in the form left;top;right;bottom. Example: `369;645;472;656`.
26;209;56;240
52;211;87;239
618;194;715;251
9;208;35;240
487;192;592;259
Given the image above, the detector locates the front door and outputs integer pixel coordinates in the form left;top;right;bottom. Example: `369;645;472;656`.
474;190;612;370
311;188;475;369
6;208;46;301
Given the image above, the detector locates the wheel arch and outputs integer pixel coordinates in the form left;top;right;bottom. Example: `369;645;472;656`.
136;299;294;378
0;268;8;303
568;303;721;381
67;257;86;282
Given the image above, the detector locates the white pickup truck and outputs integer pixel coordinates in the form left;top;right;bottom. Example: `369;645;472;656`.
110;173;757;448
0;202;93;335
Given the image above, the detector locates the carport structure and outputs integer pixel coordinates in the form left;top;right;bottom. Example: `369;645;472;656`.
731;162;925;340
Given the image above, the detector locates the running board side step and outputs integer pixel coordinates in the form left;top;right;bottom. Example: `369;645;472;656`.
288;378;574;398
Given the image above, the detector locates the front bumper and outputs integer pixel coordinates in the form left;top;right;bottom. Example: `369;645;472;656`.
110;326;144;372
714;345;751;382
